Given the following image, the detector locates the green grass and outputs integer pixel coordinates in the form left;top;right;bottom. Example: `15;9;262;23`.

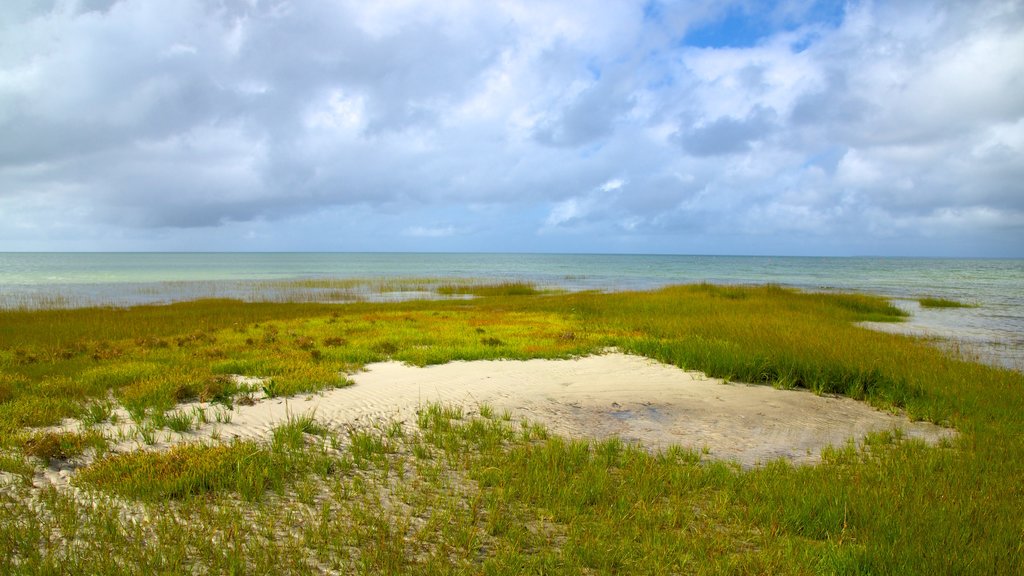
436;280;546;297
0;283;1022;573
919;296;976;308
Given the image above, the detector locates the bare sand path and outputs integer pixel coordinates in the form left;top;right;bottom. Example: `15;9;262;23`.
214;352;952;467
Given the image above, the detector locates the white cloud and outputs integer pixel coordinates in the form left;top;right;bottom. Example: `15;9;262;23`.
403;225;459;238
0;0;1021;255
162;43;198;57
836;149;881;186
304;89;366;132
600;178;625;192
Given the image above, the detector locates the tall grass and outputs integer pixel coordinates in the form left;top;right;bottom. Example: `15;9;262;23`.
918;296;976;308
436;281;545;297
0;283;1021;572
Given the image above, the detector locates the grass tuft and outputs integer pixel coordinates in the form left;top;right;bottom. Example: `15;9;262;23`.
436;281;543;297
919;296;976;309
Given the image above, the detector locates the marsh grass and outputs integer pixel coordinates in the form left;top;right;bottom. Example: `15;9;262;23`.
80;400;116;427
435;281;545;297
163;409;196;433
22;430;106;462
918;296;977;308
0;283;1022;573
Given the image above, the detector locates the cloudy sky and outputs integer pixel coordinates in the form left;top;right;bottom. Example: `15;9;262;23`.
1;0;1022;256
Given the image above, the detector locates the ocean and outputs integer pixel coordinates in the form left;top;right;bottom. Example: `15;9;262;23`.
2;252;1022;371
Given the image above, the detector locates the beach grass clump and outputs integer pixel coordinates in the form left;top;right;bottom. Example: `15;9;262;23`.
918;296;976;308
75;425;335;502
0;452;35;481
272;411;329;451
79;399;117;427
21;430;106;462
162;409;197;433
0;394;82;431
436;281;543;297
75;441;274;501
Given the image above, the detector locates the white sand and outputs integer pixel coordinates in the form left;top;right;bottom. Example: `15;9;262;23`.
203;352;951;468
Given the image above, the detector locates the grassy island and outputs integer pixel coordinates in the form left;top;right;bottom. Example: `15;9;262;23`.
918;296;977;309
1;284;1021;574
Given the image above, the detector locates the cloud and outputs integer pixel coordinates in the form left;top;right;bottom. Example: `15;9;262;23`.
0;0;1022;255
404;225;459;238
541;177;626;231
676;106;777;156
533;80;635;147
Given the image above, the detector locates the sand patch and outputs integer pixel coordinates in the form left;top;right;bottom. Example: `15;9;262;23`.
33;352;953;491
209;352;951;468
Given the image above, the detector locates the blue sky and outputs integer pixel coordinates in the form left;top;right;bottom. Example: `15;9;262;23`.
1;0;1022;256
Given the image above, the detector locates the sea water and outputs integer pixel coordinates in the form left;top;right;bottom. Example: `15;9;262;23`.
2;253;1022;370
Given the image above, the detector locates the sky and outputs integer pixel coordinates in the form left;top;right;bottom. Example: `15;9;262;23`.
1;0;1022;256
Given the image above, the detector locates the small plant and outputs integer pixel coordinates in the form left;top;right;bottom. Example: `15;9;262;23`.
125;403;148;425
385;420;404;439
349;429;390;466
150;409;168;429
214;407;233;424
80;400;115;427
136;424;157;445
412;442;431;460
165;410;196;433
262;379;280;399
272;411;328;451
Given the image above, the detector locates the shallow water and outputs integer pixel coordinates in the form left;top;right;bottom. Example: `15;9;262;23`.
2;252;1021;370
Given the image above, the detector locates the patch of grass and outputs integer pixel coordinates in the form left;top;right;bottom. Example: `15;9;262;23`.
80;399;116;427
348;429;392;467
213;407;233;424
261;379;280;399
436;281;543;297
919;296;976;309
76;440;284;501
80;362;162;393
272;411;329;451
22;430;106;462
0;373;28;404
0;452;35;480
0;395;81;430
163;410;196;433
